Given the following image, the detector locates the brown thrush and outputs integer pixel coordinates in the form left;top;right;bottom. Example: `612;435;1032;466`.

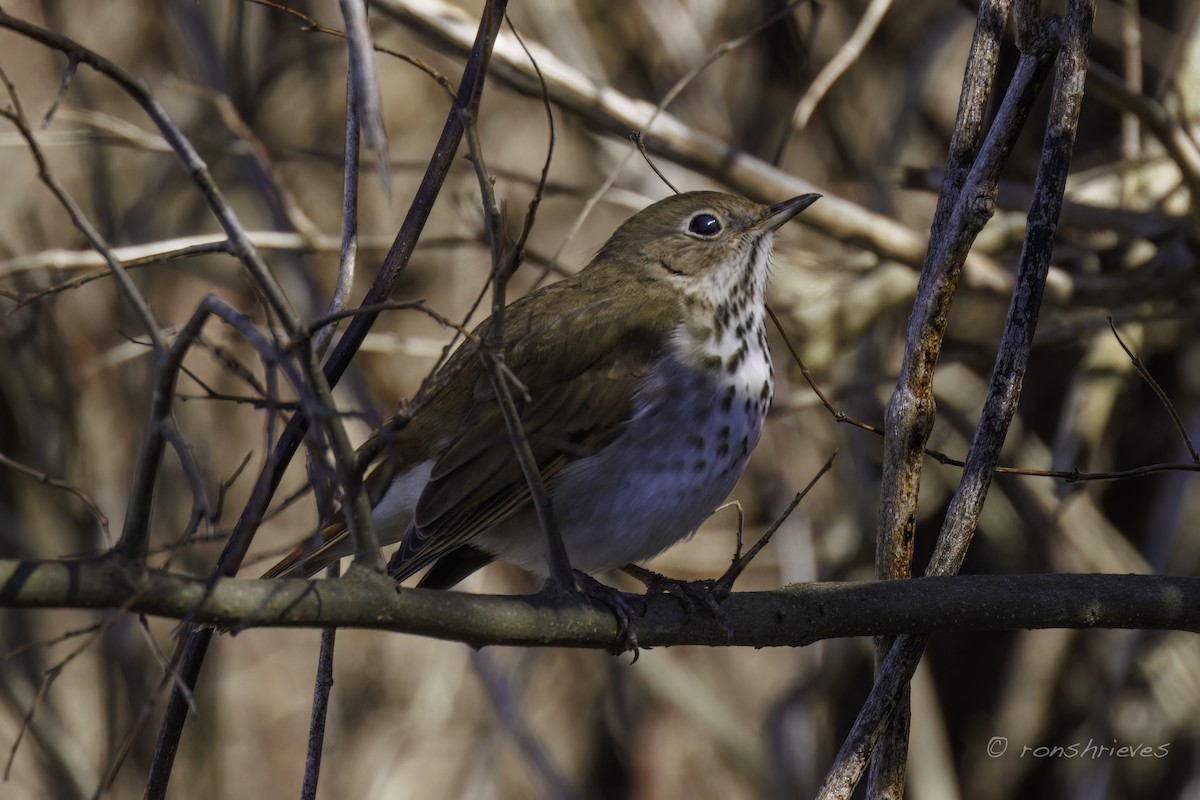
264;190;819;588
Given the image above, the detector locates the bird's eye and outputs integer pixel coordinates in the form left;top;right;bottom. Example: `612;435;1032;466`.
688;213;721;237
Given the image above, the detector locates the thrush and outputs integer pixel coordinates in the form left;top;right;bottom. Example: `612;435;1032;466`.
264;190;819;589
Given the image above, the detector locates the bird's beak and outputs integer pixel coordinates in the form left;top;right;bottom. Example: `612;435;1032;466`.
760;193;821;232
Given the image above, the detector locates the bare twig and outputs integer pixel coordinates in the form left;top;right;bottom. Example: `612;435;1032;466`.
0;66;163;350
456;13;572;589
769;305;1200;483
1107;317;1200;462
869;15;1052;786
536;0;811;270
312;63;362;359
169;78;321;240
0;230;396;277
632;130;679;194
0;11;300;332
249;0;457;99
0;451;111;544
378;0;1053;298
300;562;340;800
716;451;837;592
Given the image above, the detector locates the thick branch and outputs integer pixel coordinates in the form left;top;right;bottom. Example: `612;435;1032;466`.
1;559;1196;648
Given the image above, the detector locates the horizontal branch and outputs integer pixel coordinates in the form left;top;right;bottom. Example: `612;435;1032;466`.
1;557;1196;650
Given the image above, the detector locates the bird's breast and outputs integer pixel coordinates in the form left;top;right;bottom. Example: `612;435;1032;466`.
535;337;774;573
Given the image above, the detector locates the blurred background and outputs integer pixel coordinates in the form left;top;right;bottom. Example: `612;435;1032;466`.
2;0;1199;797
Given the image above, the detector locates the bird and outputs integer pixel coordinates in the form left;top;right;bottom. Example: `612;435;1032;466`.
263;190;819;591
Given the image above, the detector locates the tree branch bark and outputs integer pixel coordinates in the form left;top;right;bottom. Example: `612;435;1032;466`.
1;558;1196;649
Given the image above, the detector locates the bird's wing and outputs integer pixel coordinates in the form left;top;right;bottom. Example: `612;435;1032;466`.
389;285;675;578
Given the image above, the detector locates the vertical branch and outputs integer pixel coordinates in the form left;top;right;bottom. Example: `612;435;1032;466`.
822;2;1095;797
338;0;392;198
457;17;571;589
869;1;1049;791
876;0;1013;588
313;71;361;361
295;25;372;791
927;0;1094;577
300;564;340;800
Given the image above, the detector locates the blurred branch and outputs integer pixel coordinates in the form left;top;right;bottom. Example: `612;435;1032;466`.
170;78;322;240
0;64;215;564
249;0;457;99
0;67;164;350
0;231;397;276
549;0;808;268
1;560;1198;646
376;0;1080;301
338;0;392;198
0;9;299;331
787;0;893;133
1087;63;1200;225
768;305;1200;483
0;451;110;544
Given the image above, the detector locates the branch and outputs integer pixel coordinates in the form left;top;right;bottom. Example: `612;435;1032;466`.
1;559;1197;646
145;3;510;793
824;3;1097;797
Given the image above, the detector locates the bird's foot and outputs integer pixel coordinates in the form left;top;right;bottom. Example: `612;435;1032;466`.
623;565;733;639
538;570;647;655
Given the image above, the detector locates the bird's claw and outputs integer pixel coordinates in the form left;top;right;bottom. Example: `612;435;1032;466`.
625;566;733;638
539;571;647;656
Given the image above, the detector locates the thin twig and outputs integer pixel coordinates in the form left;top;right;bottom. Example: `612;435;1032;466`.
632;130;679;194
312;60;362;359
1107;317;1200;462
249;0;457;100
379;0;1048;298
538;0;811;271
0;11;301;334
300;562;340;800
0;451;111;544
456;25;573;588
180;80;322;239
717;451;837;591
0;66;164;350
769;305;1200;483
